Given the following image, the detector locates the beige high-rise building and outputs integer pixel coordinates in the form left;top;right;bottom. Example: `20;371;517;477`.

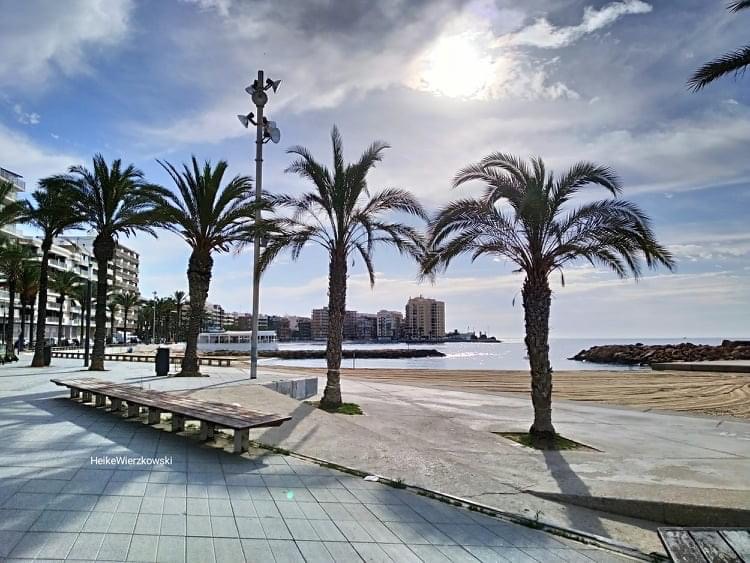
405;296;445;340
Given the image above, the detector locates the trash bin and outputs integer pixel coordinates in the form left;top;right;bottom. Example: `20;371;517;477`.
43;345;52;366
155;347;170;376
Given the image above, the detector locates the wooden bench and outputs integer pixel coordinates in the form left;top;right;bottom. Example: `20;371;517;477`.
659;527;750;562
50;352;235;367
51;377;290;453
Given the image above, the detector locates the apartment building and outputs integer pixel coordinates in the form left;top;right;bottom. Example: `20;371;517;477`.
404;295;445;340
377;310;403;340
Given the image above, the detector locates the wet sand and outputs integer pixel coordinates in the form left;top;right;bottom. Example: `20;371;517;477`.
262;364;750;419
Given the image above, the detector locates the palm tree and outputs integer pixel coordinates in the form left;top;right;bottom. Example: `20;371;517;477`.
0;241;37;360
69;283;90;345
113;291;139;343
154;157;254;376
49;270;83;344
173;290;186;341
422;155;675;436
689;1;750;91
19;261;40;350
260;126;426;408
54;154;167;370
16;179;82;365
107;299;119;343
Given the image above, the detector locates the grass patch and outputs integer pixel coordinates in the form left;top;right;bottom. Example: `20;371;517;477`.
494;432;598;451
306;401;363;415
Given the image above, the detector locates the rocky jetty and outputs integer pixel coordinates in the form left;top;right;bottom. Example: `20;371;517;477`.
570;340;750;366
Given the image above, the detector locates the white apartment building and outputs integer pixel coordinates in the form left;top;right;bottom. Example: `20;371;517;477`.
376;309;403;340
0;168;142;343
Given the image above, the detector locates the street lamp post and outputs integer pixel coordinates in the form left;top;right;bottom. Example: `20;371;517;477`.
152;291;157;344
238;70;281;380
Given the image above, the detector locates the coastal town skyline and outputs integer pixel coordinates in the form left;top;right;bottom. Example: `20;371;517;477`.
1;0;748;338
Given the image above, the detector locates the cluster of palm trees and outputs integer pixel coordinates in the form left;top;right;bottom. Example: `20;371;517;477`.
0;123;675;437
136;290;187;344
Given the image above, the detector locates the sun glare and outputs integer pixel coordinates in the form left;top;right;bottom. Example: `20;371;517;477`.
417;33;495;99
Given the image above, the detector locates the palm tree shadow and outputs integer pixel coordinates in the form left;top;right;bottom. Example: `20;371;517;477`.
541;449;608;537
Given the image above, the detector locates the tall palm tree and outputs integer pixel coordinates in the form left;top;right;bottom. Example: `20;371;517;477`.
16;179;82;365
113;291;139;343
422;154;675;437
50;270;83;343
154;157;254;376
173;290;186;342
689;1;750;91
260;126;426;408
19;261;40;350
54;154;167;370
0;241;37;360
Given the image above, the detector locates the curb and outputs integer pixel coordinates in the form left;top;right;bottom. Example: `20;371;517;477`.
528;490;750;528
249;440;668;562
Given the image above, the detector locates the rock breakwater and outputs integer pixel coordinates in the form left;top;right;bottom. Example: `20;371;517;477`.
570;340;750;365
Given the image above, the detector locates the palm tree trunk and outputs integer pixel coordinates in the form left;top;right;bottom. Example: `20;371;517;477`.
180;250;212;377
110;308;115;342
20;306;26;351
522;274;555;437
123;309;128;342
91;235;114;371
57;298;64;343
322;248;347;408
29;304;35;348
32;244;51;366
79;302;85;346
5;282;16;361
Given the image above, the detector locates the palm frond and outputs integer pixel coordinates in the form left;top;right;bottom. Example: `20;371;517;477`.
689;45;750;91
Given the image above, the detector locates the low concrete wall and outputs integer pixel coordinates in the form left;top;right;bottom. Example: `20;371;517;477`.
529;491;750;527
262;377;318;400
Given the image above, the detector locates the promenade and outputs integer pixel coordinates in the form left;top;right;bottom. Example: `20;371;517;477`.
0;356;631;562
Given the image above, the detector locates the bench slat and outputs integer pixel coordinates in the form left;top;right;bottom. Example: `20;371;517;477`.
722;531;750;559
691;531;743;563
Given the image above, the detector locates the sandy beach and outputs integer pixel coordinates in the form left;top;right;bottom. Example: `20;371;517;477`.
262;364;750;419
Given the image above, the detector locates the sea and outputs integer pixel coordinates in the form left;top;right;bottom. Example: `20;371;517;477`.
263;337;732;371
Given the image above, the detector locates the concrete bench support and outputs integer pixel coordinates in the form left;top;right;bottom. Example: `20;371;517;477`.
200;421;215;441
233;429;249;454
147;408;161;425
126;403;140;418
110;398;122;411
94;393;105;407
172;414;185;432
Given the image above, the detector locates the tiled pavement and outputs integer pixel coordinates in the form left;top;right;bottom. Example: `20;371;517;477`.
0;364;632;562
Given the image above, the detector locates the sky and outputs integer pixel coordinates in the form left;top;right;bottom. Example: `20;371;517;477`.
1;0;748;339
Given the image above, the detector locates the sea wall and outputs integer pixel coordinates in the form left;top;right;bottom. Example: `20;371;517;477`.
204;348;445;359
570;340;750;366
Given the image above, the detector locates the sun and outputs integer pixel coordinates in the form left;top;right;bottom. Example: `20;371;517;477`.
416;33;495;99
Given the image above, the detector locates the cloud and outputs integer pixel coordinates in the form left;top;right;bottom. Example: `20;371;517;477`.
0;0;133;89
180;0;231;16
507;0;653;49
0;123;82;189
13;104;40;125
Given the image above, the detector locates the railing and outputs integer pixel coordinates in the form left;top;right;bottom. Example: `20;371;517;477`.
50;350;234;367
